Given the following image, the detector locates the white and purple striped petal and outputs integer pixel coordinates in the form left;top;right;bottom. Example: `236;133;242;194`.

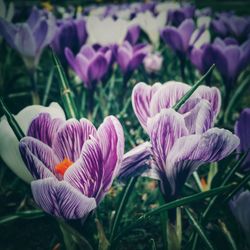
19;137;58;179
147;109;189;172
97;116;124;191
52;118;96;162
31;177;96;219
64;138;103;200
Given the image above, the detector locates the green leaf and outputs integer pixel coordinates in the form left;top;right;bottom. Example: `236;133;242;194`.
0;210;45;225
173;64;215;111
184;208;214;250
51;49;79;119
109;177;138;242
112;184;235;244
0;98;25;141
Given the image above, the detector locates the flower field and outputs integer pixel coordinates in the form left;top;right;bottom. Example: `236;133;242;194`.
0;1;250;249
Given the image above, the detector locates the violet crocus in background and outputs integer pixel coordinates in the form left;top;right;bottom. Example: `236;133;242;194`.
0;7;56;71
234;108;250;171
116;41;149;82
161;19;210;80
0;103;66;183
51;18;87;65
65;44;112;89
19;113;124;219
208;38;250;92
229;190;250;245
125;24;141;45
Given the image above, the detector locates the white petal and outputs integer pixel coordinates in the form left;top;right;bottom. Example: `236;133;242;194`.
0;103;65;183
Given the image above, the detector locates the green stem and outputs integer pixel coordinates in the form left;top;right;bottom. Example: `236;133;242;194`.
42;67;54;106
202;152;248;219
173;64;215;112
184;208;214;250
51;49;78;119
112;184;235;245
223;76;250;124
0;98;25;141
109;177;138;244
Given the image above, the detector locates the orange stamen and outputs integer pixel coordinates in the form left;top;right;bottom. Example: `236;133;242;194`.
55;158;73;176
201;177;208;191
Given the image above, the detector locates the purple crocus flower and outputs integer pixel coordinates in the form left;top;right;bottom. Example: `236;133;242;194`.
125;24;141;45
210;38;250;88
119;82;238;198
145;108;239;198
116;41;149;81
65;44;112;89
51;18;87;65
0;7;56;70
19;113;124;219
234;108;250;171
132;81;221;132
161;19;208;57
229;190;250;245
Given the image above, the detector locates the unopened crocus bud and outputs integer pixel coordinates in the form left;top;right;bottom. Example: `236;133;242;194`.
143;53;163;73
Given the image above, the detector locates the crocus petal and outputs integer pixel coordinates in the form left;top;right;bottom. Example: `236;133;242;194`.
80;44;96;59
149;81;192;117
184;100;213;134
165;128;239;195
147;109;189;172
97;116;124;191
0;18;17;49
119;142;152;179
14;23;36;57
229;191;250;241
129;51;147;72
33;19;48;51
234;108;250;171
31;177;96;219
196;85;222;118
132;82;161;131
64;138;103;199
87;54;108;82
161;27;184;52
52;118;96;162
0;103;65;183
178;19;196;50
117;46;131;73
19;137;59;179
28;113;64;147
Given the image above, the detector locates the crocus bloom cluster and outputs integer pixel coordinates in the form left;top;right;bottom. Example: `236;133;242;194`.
51;18;87;65
120;81;239;199
65;44;112;89
0;103;66;183
211;14;250;41
0;7;56;70
234;108;250;171
191;38;250;87
116;41;149;80
19;113;124;219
